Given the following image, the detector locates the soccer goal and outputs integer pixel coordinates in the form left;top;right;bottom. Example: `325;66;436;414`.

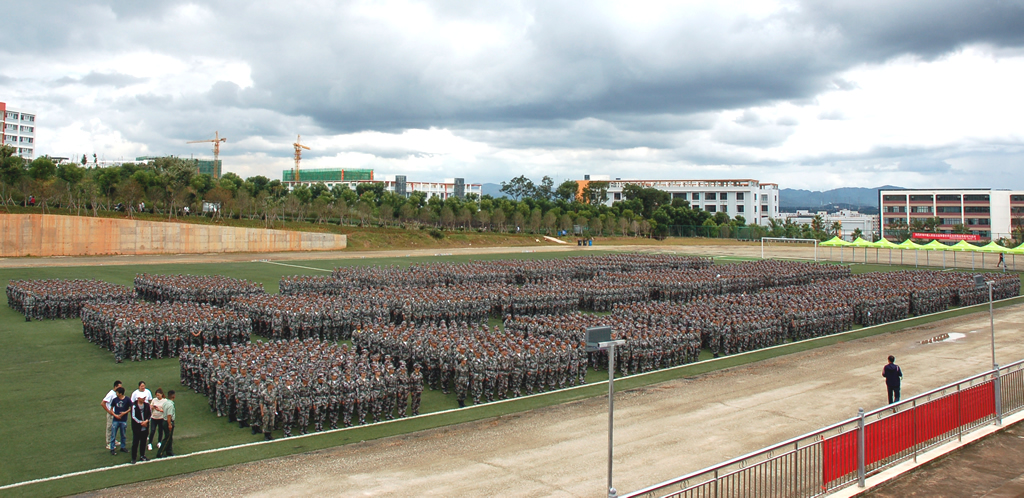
760;237;819;262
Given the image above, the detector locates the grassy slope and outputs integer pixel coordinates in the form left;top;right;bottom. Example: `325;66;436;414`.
0;253;1020;497
2;205;754;252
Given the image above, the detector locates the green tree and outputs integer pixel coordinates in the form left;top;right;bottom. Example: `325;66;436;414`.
621;185;670;219
534;175;555;201
28;156;56;181
555;180;579;203
582;181;609;205
500;175;535;201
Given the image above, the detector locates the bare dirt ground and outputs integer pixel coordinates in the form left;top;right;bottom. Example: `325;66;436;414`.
86;304;1024;497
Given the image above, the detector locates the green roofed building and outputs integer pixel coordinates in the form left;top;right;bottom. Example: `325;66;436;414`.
282;168;373;184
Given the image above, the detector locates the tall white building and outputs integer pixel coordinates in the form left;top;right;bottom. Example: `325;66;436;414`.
879;188;1024;241
583;176;781;226
0;102;35;159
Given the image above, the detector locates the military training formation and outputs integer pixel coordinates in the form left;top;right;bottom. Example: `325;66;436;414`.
5;254;1021;441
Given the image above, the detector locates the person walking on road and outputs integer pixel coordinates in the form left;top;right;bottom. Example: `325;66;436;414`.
883;355;903;405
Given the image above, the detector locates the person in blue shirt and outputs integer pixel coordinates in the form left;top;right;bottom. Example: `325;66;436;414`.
109;387;131;456
882;355;903;405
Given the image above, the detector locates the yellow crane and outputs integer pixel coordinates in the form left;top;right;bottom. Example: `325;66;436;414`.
293;134;310;183
186;131;227;177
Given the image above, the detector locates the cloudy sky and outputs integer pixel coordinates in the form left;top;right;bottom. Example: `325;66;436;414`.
2;0;1023;190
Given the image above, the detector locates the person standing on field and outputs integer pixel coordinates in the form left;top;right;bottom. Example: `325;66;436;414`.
101;380;122;450
883;355;903;405
155;391;176;458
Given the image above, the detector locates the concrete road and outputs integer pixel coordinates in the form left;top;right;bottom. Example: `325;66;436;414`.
86;304;1024;497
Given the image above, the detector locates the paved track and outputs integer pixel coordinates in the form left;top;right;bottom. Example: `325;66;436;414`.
86;304;1024;497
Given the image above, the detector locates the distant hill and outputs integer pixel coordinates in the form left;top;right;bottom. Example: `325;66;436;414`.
779;186;903;214
482;183;504;198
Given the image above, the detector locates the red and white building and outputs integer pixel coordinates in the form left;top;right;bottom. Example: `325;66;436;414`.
0;102;35;159
879;188;1024;241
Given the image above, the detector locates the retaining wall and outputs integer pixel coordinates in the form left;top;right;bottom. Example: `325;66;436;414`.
0;214;346;257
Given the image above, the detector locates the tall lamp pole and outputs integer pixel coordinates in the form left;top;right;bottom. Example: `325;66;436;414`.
974;275;1002;424
600;339;627;498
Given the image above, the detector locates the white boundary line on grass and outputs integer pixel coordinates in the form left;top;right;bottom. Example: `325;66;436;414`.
258;261;332;272
3;295;1022;491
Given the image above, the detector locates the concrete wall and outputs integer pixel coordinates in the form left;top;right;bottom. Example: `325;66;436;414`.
0;214;346;257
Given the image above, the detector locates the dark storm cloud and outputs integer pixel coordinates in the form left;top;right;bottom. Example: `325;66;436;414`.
3;0;1024;186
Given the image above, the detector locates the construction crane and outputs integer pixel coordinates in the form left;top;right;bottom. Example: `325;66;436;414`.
293;134;310;183
186;131;227;177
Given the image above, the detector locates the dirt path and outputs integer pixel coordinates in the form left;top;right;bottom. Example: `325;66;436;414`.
87;305;1024;497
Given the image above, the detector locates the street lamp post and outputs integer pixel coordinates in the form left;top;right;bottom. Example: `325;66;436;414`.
599;339;626;498
974;275;1002;425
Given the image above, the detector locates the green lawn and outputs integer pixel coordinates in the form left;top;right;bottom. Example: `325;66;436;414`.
0;252;1020;497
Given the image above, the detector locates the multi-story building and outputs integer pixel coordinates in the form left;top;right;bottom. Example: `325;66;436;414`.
137;156;222;178
781;209;880;240
581;176;781;226
879;188;1024;241
282;168;480;200
1;102;36;159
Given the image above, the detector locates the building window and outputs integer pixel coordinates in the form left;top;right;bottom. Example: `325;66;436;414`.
936;194;960;201
883;195;907;202
1012;207;1024;214
911;206;932;213
720;192;728;200
761;205;768;212
964;206;990;213
761;194;768;203
720;205;728;213
941;218;960;225
691;193;700;201
937;206;961;213
672;192;687;200
884;206;906;213
966;218;990;226
909;194;933;202
706;193;717;201
963;194;989;201
613;192;621;201
1011;195;1024;202
737;205;744;213
706;205;716;212
736;192;744;201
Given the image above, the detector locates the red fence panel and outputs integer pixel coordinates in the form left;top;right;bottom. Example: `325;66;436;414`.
960;382;995;426
822;431;857;485
823;380;994;486
865;409;914;466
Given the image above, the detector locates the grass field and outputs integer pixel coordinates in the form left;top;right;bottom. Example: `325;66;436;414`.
0;250;1021;497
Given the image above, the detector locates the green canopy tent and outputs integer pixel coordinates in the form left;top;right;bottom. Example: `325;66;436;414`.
947;239;982;269
820;236;850;263
976;241;1011;270
849;237;875;264
896;239;923;266
919;239;951;268
875;237;901;265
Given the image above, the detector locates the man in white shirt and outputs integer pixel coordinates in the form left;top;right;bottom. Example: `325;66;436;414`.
130;381;153;404
101;380;123;450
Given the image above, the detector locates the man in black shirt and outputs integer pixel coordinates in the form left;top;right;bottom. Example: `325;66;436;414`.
882;355;903;405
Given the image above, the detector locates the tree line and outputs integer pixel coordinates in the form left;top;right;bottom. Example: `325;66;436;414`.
3;146;905;241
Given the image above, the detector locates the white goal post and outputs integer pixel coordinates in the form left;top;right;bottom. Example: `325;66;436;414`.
760;237;819;262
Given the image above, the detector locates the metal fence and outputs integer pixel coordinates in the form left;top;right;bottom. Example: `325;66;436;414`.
623;359;1024;498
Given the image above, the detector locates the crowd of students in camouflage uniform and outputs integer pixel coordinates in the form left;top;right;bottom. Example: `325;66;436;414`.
135;274;265;306
352;321;588;406
179;339;424;439
6;279;133;321
83;302;251;362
